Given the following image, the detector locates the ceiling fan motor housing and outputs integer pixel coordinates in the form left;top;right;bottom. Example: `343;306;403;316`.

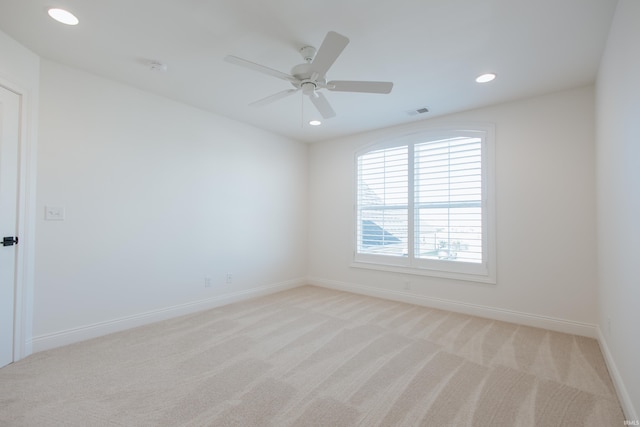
291;63;320;81
291;63;326;89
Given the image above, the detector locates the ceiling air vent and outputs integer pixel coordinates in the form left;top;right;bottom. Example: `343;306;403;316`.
406;107;430;116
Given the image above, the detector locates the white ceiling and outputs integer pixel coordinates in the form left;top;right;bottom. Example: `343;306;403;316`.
0;0;618;143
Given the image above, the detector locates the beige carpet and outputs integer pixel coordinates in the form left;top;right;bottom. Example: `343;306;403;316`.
0;285;624;426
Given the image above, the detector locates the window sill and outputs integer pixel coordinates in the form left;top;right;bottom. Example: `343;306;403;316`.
350;260;496;284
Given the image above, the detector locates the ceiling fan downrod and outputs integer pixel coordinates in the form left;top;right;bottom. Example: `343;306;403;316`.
299;46;316;63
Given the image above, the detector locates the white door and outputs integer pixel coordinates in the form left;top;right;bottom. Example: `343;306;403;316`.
0;86;20;368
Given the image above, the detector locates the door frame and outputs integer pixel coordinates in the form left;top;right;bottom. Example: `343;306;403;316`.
0;77;37;362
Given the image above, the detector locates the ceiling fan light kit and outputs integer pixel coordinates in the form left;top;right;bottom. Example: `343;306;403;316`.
225;31;394;120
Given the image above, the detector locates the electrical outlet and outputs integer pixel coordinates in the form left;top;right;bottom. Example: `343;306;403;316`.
204;277;212;288
226;273;233;284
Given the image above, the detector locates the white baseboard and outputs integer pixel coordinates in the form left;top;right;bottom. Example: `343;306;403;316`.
596;326;638;421
307;277;597;338
31;278;304;353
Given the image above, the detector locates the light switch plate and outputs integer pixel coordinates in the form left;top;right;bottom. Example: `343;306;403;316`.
45;206;65;221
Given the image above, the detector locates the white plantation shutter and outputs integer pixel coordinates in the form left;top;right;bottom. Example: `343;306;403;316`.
355;127;493;282
414;137;483;263
357;145;408;257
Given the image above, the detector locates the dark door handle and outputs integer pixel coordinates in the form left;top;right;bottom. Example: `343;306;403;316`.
2;236;18;246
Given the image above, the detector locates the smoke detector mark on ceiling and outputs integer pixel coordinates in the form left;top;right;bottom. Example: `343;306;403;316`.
150;61;167;72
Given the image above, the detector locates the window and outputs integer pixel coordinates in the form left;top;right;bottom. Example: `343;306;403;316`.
354;126;495;283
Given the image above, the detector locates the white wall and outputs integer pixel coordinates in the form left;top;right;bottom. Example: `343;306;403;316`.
34;60;308;350
0;30;39;358
0;32;39;89
308;85;597;336
596;0;640;420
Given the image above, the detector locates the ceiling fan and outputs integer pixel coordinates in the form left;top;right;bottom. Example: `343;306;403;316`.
224;31;393;119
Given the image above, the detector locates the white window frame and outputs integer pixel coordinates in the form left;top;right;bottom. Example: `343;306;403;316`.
352;124;496;284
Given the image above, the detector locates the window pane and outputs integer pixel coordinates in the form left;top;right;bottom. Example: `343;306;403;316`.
358;209;408;255
357;145;408;256
415;207;482;263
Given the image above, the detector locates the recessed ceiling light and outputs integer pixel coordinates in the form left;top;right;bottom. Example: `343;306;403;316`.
475;73;496;83
309;120;322;126
47;8;79;25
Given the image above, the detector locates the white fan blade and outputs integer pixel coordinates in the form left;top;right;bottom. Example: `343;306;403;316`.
249;89;299;107
310;92;336;119
327;81;393;94
225;55;297;82
310;31;349;77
